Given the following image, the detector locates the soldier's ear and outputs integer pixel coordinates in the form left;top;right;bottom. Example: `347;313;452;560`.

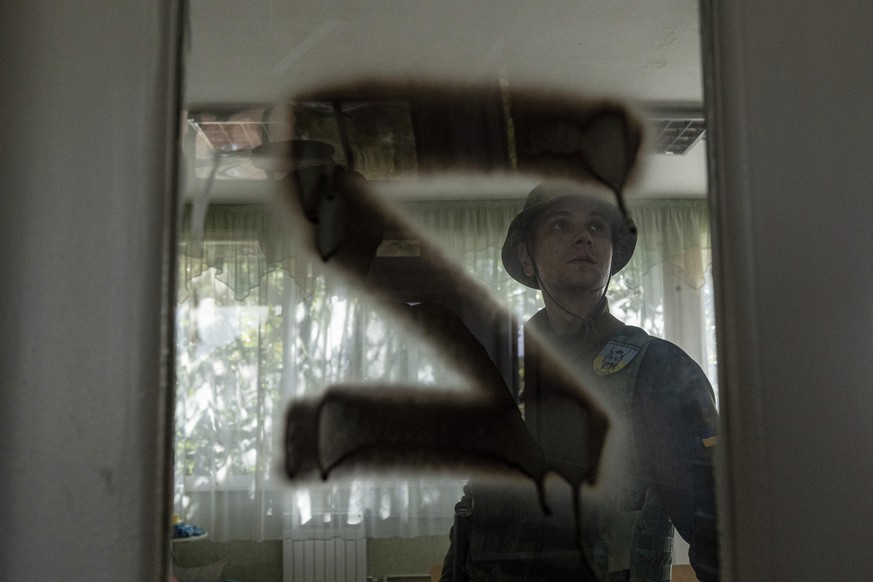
518;242;535;277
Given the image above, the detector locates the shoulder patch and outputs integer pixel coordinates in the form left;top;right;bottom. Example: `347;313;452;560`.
593;339;641;376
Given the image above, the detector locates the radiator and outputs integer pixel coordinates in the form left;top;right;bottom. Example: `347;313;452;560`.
283;537;367;582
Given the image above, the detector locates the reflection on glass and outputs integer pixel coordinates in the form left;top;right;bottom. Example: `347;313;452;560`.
173;3;717;582
188;102;418;183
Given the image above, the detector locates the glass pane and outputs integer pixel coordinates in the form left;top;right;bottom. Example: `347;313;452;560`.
173;3;719;582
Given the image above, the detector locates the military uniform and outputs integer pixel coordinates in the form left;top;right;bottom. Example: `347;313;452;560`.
440;301;720;582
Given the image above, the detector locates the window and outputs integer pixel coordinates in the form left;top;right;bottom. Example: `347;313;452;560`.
173;197;715;541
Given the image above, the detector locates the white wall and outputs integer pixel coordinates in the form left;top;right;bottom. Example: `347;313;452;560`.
704;1;873;579
0;1;179;580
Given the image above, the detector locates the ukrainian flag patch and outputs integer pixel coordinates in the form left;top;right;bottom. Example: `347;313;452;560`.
701;426;720;448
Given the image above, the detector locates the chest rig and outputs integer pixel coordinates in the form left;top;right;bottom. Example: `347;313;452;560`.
521;322;675;582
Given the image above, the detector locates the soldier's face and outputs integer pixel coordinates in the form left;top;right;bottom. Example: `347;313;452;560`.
519;198;614;295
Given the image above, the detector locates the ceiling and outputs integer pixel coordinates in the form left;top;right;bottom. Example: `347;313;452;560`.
183;0;708;200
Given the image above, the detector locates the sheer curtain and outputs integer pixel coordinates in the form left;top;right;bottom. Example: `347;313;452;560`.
173;197;715;542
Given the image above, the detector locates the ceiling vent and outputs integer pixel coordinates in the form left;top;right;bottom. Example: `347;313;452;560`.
650;114;706;155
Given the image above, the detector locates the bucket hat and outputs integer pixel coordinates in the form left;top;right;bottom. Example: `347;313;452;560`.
501;183;637;289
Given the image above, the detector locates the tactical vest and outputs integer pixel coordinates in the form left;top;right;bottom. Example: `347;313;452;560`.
582;329;675;582
462;326;675;582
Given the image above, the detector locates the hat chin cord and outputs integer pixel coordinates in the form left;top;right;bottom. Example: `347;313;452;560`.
531;258;610;328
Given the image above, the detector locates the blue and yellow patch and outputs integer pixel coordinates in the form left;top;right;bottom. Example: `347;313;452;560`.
701;426;720;448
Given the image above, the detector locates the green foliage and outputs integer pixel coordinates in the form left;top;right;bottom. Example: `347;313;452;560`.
175;267;286;480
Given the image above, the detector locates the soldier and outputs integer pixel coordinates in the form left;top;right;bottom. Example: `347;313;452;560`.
440;182;720;582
